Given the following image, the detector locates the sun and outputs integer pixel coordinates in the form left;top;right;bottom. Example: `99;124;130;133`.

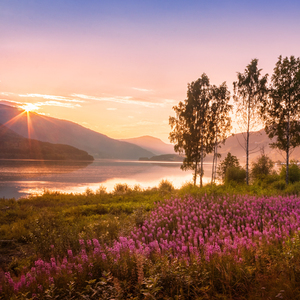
21;103;39;112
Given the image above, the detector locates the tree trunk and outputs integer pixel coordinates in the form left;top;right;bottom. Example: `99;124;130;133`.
200;152;203;188
200;126;203;188
194;159;198;186
246;95;250;185
211;126;218;184
214;143;218;183
211;145;215;184
286;112;290;185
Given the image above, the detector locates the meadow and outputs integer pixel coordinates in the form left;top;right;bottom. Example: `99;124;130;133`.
1;179;300;299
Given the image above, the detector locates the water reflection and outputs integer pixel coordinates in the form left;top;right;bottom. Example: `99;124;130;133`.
0;159;213;199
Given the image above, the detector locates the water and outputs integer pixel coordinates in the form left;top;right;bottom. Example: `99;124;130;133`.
0;159;213;199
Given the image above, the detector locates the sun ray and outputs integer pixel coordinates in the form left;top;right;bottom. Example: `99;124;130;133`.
1;111;27;128
21;103;39;113
26;111;32;144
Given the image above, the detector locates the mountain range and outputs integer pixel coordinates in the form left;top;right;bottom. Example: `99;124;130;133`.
1;104;300;163
0;104;154;160
0;123;94;161
120;136;175;155
217;129;300;163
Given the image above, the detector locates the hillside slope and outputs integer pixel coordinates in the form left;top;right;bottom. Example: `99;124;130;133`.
120;135;175;155
0;105;154;160
0;124;94;160
210;129;300;163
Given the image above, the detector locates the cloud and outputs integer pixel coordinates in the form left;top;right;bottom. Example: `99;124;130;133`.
107;108;117;111
72;93;165;108
33;101;81;108
19;93;85;103
0;99;23;106
132;87;153;92
0;97;80;110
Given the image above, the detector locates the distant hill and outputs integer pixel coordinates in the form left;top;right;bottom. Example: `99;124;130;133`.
0;124;94;161
208;129;300;164
0;104;154;160
120;135;175;155
139;154;184;162
133;129;300;164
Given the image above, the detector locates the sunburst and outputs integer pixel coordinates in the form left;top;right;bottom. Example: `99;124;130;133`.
21;103;39;112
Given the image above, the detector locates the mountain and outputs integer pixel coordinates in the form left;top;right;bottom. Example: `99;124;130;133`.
139;154;184;162
0;104;154;160
120;136;175;155
0;124;94;160
211;129;300;163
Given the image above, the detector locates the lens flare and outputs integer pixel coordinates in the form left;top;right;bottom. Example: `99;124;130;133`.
21;103;39;112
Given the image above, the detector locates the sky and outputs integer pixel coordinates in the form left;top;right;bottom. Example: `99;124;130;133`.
0;0;300;143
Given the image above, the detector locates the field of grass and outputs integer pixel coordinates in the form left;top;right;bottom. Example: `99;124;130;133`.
1;181;300;299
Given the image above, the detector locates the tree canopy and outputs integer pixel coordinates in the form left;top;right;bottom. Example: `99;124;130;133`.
262;55;300;184
210;82;232;183
233;59;268;185
169;74;213;187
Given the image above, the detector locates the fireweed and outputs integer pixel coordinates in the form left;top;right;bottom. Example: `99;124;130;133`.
2;194;300;296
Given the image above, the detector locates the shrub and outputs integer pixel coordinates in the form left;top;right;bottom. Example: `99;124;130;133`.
285;181;300;195
96;185;107;195
280;163;300;183
158;179;174;194
113;183;131;195
251;154;275;182
272;180;286;190
218;152;242;183
225;166;246;184
133;184;143;192
85;187;94;196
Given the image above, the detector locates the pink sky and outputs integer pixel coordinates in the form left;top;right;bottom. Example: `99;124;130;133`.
1;0;300;142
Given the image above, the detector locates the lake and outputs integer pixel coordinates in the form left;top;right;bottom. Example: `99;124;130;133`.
0;159;213;199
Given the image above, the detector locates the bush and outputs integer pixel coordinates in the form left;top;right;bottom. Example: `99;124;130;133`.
272;180;286;190
218;152;241;183
251;154;275;182
113;183;131;195
96;185;107;195
225;166;246;184
85;187;94;196
158;180;174;194
280;163;300;183
285;181;300;195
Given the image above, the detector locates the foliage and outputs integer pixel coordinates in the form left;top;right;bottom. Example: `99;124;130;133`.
0;187;159;271
280;163;300;184
251;154;275;182
233;59;268;185
225;166;246;184
158;179;174;195
262;55;300;184
113;183;131;195
169;74;217;187
217;152;241;182
3;194;300;299
210;82;232;183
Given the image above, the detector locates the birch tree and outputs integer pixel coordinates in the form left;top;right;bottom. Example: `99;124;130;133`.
169;74;214;187
262;56;300;184
210;82;232;184
233;59;268;185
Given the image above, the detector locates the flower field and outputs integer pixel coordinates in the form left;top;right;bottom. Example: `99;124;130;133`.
2;194;300;299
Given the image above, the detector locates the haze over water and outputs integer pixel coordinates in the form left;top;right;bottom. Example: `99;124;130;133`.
0;159;213;199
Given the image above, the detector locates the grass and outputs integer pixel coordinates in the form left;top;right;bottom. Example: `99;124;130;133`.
1;180;300;299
